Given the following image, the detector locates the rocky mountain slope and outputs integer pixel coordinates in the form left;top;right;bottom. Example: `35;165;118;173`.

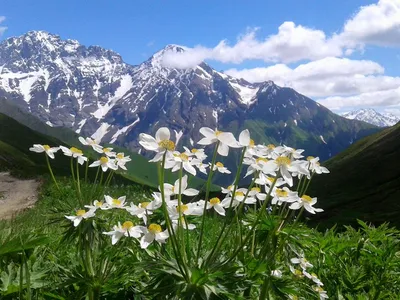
0;31;380;160
342;108;399;127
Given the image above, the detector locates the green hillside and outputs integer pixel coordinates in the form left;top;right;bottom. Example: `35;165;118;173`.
0;112;212;190
309;122;400;228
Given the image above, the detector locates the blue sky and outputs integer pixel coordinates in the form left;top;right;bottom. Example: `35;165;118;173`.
1;0;400;115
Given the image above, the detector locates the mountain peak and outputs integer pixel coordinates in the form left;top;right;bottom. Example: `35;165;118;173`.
342;108;399;127
146;44;188;68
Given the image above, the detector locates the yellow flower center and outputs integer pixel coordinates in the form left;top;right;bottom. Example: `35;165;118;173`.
316;162;320;166
234;191;245;197
267;144;275;149
291;296;299;300
103;148;112;153
148;223;162;234
209;197;221;205
43;145;51;151
227;185;233;190
117;153;124;159
301;195;313;203
249;139;255;147
76;209;86;216
158;140;175;151
95;201;103;207
100;157;109;164
140;202;150;208
275;189;288;198
215;130;222;136
112;199;122;206
179;153;189;161
314;287;324;293
267;176;276;182
216;162;224;167
176;204;189;213
251;187;261;193
275;156;291;166
307;156;315;161
70;147;82;154
256;157;268;163
191;148;198;153
294;269;303;276
122;221;134;230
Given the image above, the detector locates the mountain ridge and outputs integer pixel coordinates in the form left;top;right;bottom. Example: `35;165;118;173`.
0;30;380;161
341;108;399;127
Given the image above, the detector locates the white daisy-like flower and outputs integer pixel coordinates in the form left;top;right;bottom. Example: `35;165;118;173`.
103;195;127;209
271;269;283;278
84;200;107;211
126;200;161;224
290;256;313;270
314;286;329;299
103;221;142;245
115;152;131;170
271;187;298;206
162;175;199;197
191;158;209;175
243;156;271;177
262;156;308;187
59;146;88;165
139;127;176;162
307;156;330;175
165;152;197;176
212;162;231;174
65;209;95;227
221;189;256;208
102;147;116;157
206;197;226;216
172;217;196;230
89;156;118;172
183;146;207;160
289;195;323;214
78;137;103;153
197;127;240;156
29;144;60;159
248;187;267;201
137;223;169;249
168;202;203;219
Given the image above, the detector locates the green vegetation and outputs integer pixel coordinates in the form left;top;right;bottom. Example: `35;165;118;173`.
0;179;399;299
309;122;400;228
0;113;399;299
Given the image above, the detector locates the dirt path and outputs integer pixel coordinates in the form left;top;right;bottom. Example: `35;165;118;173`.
0;172;40;220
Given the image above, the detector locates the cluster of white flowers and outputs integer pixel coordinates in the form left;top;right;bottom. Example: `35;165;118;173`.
30;137;132;172
33;126;330;298
290;255;329;299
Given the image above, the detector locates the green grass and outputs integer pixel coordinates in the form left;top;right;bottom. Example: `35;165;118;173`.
309;122;400;228
0;178;399;299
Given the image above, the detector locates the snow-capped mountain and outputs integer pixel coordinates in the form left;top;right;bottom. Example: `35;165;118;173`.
342;108;399;127
0;31;380;161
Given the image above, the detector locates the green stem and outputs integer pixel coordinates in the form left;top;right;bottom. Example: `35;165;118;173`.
223;175;279;265
45;154;59;191
158;152;189;280
76;159;83;206
85;159;89;183
196;141;219;263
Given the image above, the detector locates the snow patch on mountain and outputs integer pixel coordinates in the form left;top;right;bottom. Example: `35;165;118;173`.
342;108;399;127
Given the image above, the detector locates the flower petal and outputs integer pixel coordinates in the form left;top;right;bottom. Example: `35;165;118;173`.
239;129;250;146
155;127;170;142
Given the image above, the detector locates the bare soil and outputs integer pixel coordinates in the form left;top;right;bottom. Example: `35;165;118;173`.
0;172;40;220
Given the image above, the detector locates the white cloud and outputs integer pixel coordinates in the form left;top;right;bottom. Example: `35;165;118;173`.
0;16;7;36
318;87;400;110
225;57;400;98
161;0;400;69
162;23;343;68
339;0;400;47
